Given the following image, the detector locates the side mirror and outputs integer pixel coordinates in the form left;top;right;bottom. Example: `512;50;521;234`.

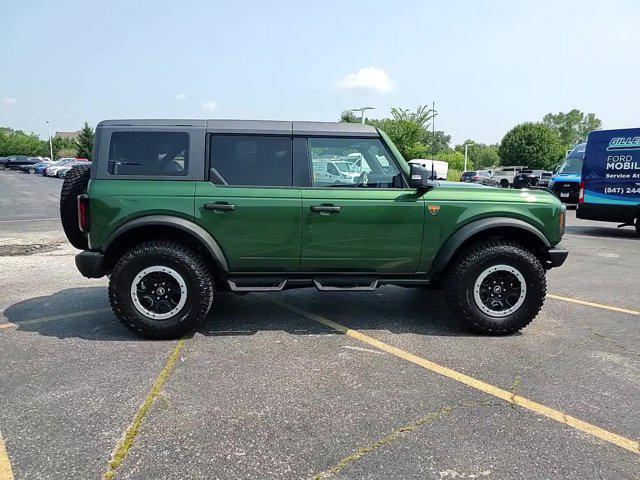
409;163;438;192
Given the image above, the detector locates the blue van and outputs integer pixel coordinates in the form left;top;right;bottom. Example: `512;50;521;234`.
548;143;585;203
576;128;640;234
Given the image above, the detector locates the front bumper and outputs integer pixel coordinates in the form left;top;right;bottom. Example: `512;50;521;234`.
542;247;568;269
75;250;106;278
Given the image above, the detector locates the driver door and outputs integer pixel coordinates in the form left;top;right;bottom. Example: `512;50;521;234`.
300;137;424;273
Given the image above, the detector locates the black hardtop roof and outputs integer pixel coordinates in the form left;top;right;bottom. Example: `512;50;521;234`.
97;119;379;137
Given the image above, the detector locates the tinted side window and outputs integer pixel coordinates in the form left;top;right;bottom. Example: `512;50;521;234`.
210;135;292;186
108;131;189;176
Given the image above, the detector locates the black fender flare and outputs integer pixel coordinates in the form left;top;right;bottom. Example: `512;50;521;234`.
103;215;229;272
431;217;551;273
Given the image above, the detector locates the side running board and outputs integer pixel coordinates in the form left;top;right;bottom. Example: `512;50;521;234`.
227;279;287;292
313;279;379;291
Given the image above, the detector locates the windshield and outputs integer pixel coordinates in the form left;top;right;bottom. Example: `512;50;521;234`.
557;157;583;174
334;161;359;173
567;143;586;159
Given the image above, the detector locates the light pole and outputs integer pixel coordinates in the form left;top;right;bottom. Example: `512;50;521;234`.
46;121;54;161
464;144;471;171
349;106;375;124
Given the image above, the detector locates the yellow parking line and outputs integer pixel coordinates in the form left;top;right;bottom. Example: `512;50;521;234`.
273;300;640;455
0;308;111;331
547;294;639;316
102;339;186;480
0;430;14;480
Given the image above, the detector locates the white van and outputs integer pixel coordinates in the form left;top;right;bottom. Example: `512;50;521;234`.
312;157;362;185
408;159;448;180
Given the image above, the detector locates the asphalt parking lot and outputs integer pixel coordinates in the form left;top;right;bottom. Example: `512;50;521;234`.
0;170;638;480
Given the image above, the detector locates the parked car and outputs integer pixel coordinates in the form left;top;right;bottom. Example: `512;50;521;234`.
55;161;91;178
40;158;78;175
513;170;540;189
21;160;52;174
532;170;553;188
577;128;640;234
460;170;497;186
408;159;448;180
59;119;567;339
0;155;41;170
493;166;527;188
548;144;585;203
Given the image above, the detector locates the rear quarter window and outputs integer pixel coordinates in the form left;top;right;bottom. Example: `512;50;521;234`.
108;131;189;176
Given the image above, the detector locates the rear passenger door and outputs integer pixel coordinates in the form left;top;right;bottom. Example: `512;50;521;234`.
195;135;302;272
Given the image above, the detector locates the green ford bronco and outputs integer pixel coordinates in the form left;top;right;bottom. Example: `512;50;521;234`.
59;120;567;338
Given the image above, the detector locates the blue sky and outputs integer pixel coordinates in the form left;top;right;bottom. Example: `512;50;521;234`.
1;0;639;145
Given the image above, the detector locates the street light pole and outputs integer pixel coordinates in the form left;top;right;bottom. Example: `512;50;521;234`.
46;121;54;161
349;106;375;124
464;144;470;171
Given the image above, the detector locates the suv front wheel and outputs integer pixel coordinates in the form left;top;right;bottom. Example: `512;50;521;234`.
444;241;546;335
109;241;214;338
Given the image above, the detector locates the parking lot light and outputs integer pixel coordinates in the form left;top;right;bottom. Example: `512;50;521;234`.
46;121;54;161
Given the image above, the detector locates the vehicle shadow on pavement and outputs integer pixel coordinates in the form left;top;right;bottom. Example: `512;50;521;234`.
2;287;138;341
200;287;478;338
4;286;481;340
566;225;638;239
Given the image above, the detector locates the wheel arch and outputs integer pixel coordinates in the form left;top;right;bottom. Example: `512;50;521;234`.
431;217;551;275
102;215;229;274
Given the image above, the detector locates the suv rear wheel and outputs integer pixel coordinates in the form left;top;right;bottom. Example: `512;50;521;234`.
109;241;214;338
444;241;546;335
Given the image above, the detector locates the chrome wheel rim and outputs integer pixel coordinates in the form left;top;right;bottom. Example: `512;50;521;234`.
130;266;187;320
473;264;526;317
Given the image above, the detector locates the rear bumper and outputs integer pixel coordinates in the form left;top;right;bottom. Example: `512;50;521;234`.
75;250;106;278
543;247;568;269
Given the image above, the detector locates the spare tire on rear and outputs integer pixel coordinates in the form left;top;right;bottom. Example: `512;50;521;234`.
60;164;91;250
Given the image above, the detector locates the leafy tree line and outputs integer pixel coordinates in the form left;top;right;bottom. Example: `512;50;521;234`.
0;122;95;159
341;106;602;173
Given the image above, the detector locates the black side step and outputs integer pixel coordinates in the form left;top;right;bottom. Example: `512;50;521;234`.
227;278;287;292
313;277;379;291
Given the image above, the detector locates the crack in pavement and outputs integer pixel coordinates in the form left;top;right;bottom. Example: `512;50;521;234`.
312;400;501;479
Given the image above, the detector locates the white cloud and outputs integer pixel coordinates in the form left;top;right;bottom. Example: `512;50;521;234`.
335;67;394;95
174;93;187;101
201;101;218;112
2;97;17;106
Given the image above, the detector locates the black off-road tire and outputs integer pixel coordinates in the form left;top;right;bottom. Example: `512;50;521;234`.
60;163;91;249
444;241;546;335
635;216;640;236
109;241;214;339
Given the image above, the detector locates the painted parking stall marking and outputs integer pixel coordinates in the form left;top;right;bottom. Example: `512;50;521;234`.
271;299;640;455
0;429;14;480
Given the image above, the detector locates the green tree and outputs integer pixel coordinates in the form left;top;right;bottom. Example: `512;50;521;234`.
390;104;435;129
0;128;48;156
498;123;563;170
368;118;427;160
422;130;452;154
338;105;444;161
75;122;94;159
433;151;469;171
51;136;77;159
339;110;359;123
454;140;501;169
542;109;602;149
